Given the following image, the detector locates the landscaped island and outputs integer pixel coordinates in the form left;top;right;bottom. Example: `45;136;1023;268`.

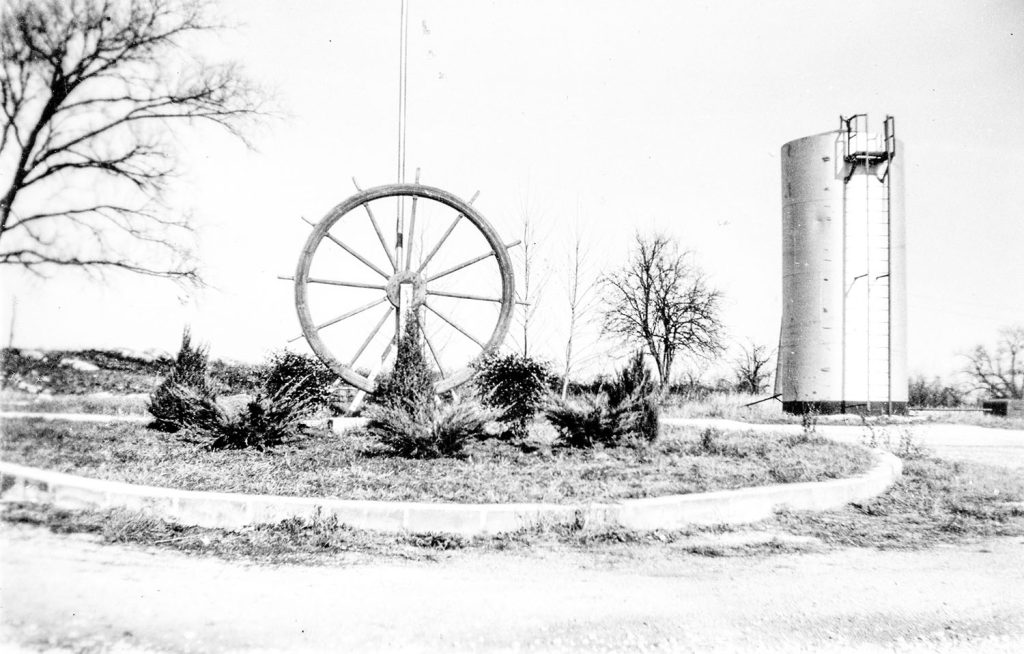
0;419;872;504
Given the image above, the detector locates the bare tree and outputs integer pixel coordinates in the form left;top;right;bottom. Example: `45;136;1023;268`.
964;325;1024;399
0;0;265;283
733;340;775;395
603;233;723;385
559;217;599;398
513;212;549;357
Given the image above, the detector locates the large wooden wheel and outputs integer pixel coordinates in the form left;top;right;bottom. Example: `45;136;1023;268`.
293;183;516;394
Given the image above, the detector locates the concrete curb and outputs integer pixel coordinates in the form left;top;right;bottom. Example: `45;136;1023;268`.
0;452;901;536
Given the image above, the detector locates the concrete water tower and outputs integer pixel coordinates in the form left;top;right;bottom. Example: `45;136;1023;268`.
775;114;907;415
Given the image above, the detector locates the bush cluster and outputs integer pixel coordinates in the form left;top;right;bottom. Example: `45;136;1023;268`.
545;351;660;448
362;316;496;459
147;331;331;449
473;351;551;438
908;375;965;408
261;351;340;413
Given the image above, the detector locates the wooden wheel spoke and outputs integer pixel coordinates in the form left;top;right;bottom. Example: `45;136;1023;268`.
349;306;395;367
422;328;448;377
423;300;484;347
289;296;388;342
426;239;521;283
352;178;398;271
416;190;479;274
362;201;398;271
280;275;385;291
302;217;390;280
427;289;502;303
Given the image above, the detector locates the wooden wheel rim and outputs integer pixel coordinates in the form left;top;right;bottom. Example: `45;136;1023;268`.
294;183;515;394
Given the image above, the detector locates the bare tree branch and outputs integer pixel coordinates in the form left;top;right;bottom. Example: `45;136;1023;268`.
733;340;775;395
963;326;1024;399
0;0;268;285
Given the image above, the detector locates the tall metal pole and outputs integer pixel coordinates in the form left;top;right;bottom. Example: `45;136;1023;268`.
840;122;848;414
395;0;411;338
864;115;872;414
886;117;894;415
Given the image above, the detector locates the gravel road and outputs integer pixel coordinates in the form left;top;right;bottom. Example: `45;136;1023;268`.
2;524;1024;653
2;418;1023;653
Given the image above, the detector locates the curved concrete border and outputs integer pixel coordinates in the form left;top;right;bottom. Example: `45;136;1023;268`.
0;452;901;536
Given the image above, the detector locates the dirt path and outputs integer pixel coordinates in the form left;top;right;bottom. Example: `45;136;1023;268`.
2;523;1023;653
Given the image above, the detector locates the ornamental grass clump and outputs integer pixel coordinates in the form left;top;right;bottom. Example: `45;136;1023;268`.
545;351;661;448
362;316;495;458
148;329;217;432
473;351;552;438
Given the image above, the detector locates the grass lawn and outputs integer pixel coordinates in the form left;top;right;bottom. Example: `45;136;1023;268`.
4;452;1022;563
4;418;1023;562
0;418;872;504
770;455;1024;548
0;390;151;415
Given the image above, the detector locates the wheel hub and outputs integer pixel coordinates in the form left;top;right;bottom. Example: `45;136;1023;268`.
385;270;427;310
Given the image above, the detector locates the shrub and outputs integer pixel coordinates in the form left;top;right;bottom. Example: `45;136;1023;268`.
370;316;436;414
262;351;340;413
206;380;316;450
362;315;494;458
166;379;315;451
473;351;551;438
148;329;216;432
148;330;320;449
604;351;660;443
545;351;661;448
365;399;496;459
149;383;223;434
909;375;964;408
544;394;616;448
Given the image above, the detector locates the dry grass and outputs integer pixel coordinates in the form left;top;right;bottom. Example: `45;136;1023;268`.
0;390;150;415
661;392;793;422
0;418;872;503
8;450;1022;562
5;426;1022;562
909;409;1024;431
771;454;1024;549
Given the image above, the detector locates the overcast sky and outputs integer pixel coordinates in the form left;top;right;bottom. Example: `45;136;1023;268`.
2;0;1022;382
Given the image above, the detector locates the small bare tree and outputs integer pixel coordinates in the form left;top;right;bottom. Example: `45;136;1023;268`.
733;341;775;395
0;0;265;283
513;211;550;358
964;325;1024;399
603;233;723;385
559;217;599;398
